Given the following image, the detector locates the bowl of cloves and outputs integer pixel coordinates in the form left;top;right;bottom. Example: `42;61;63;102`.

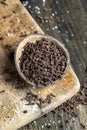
15;34;70;87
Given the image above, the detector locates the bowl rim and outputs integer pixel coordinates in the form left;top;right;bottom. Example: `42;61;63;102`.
15;34;70;87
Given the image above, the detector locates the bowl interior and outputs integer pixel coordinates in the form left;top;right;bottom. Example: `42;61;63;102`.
15;34;70;87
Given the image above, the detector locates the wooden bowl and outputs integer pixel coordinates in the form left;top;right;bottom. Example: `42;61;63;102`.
15;34;70;87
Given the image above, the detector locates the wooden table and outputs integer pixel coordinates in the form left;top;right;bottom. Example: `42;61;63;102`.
19;0;87;130
0;0;87;130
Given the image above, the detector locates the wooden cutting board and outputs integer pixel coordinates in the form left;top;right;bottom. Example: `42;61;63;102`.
0;0;80;130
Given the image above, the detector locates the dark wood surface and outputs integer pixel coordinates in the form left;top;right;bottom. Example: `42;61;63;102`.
19;0;87;130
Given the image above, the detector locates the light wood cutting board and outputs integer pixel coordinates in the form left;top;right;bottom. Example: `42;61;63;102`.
0;0;80;130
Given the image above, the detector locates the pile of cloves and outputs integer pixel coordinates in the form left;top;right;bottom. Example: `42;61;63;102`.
19;38;67;87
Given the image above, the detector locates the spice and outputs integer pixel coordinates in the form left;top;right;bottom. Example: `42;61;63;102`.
36;16;43;23
0;90;5;94
0;36;4;40
59;124;63;128
8;50;14;61
56;83;87;117
80;123;87;129
25;91;55;108
33;31;38;34
45;94;55;104
20;33;27;37
25;91;40;105
85;66;87;73
23;110;28;114
4;44;12;50
0;1;8;6
19;38;67;87
46;123;51;129
51;66;87;117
